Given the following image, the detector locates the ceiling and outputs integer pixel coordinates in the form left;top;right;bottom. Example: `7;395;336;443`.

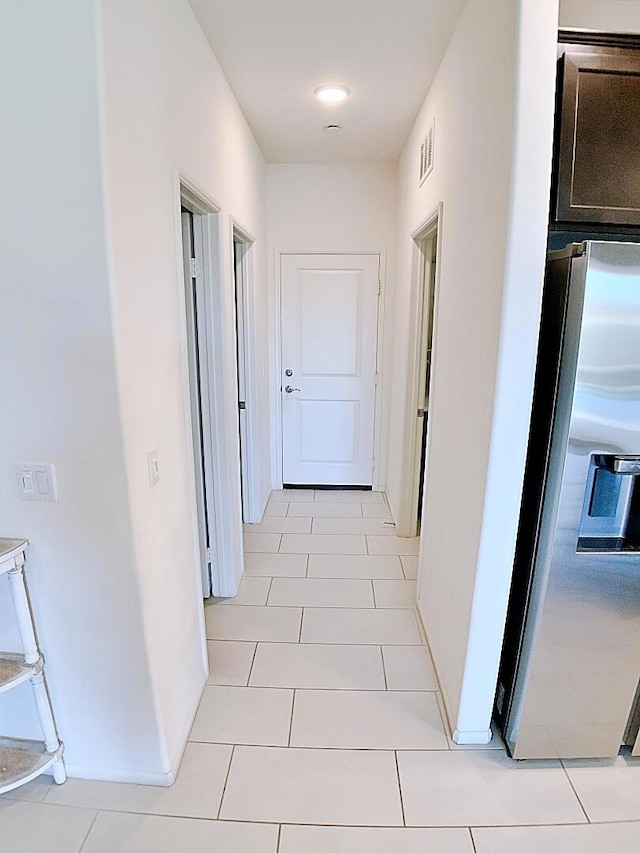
188;0;466;164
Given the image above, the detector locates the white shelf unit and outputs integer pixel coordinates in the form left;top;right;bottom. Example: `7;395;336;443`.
0;538;65;794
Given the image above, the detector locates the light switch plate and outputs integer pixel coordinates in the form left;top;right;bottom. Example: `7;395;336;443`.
16;463;58;502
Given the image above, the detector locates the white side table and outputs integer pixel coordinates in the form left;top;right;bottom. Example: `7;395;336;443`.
0;538;65;793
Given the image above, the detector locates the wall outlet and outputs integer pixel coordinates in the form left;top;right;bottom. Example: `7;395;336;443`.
16;463;58;502
147;449;160;487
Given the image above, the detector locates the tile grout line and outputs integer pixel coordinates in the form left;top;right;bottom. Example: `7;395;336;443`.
380;645;389;690
76;807;100;853
371;579;377;608
266;576;275;606
209;639;424;647
215;744;235;820
394;750;407;827
469;827;479;853
433;690;453;748
246;640;260;686
412;609;425;645
190;686;440;696
305;554;310;578
28;798;640;828
561;759;592;823
276;824;282;853
190;737;456;750
287;689;297;747
298;605;305;643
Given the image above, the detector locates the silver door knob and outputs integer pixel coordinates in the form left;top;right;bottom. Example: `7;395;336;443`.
284;385;301;393
285;369;293;377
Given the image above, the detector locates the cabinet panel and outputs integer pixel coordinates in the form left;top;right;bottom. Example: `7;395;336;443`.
555;46;640;226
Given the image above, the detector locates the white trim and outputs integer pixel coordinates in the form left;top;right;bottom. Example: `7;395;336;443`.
164;667;207;784
451;728;493;745
173;167;241;605
272;250;387;489
271;249;284;488
64;764;175;787
199;207;243;597
396;203;443;537
230;216;261;523
416;583;492;745
372;251;387;491
172;168;216;653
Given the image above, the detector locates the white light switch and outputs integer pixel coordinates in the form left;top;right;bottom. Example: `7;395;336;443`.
147;449;160;487
16;463;58;502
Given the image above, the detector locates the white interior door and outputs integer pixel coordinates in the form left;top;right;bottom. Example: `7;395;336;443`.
414;234;437;531
233;240;250;520
181;209;216;597
281;253;380;486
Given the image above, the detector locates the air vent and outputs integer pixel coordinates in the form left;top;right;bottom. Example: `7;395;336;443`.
419;119;435;186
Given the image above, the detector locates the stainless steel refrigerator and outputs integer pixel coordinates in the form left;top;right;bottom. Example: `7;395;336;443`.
497;240;640;759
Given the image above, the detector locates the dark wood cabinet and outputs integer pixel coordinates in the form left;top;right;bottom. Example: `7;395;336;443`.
553;39;640;227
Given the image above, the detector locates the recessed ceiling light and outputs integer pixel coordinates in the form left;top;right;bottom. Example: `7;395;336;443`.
314;85;350;103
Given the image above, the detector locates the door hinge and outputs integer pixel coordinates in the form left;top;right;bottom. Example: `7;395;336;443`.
378;281;382;296
190;257;197;278
374;371;379;386
417;408;425;417
371;456;376;471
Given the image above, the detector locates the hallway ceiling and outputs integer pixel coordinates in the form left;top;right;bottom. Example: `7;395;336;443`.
188;0;466;163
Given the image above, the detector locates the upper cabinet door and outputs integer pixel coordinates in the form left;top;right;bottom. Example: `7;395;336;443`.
554;45;640;226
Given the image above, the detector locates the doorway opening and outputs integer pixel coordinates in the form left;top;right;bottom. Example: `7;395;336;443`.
177;179;243;601
231;221;259;522
398;206;442;538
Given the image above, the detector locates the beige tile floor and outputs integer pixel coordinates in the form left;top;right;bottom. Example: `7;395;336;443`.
3;489;640;852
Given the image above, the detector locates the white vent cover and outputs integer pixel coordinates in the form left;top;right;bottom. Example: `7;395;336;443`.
419;119;435;186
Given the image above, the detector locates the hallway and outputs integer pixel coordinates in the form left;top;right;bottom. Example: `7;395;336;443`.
3;490;640;852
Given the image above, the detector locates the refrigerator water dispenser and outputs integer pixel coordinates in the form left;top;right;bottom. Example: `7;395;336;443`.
578;454;640;552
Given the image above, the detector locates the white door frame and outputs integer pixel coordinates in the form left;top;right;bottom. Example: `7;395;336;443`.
396;204;443;537
174;169;242;601
230;216;261;523
272;250;386;490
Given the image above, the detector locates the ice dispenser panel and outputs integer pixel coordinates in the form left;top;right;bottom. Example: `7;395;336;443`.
578;454;640;552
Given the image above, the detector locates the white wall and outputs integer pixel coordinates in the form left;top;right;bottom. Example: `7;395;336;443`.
0;0;268;783
560;0;640;31
100;0;268;775
266;163;397;488
0;1;163;781
388;0;559;741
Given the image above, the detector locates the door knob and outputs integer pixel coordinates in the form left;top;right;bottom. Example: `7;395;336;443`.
285;369;293;377
284;385;301;393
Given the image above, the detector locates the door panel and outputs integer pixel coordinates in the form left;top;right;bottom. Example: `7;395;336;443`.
281;254;380;485
181;210;214;597
299;400;360;462
233;240;250;521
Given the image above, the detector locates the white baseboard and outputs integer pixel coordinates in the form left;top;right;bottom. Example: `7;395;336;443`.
452;728;493;745
164;670;207;784
62;670;207;788
64;764;174;786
